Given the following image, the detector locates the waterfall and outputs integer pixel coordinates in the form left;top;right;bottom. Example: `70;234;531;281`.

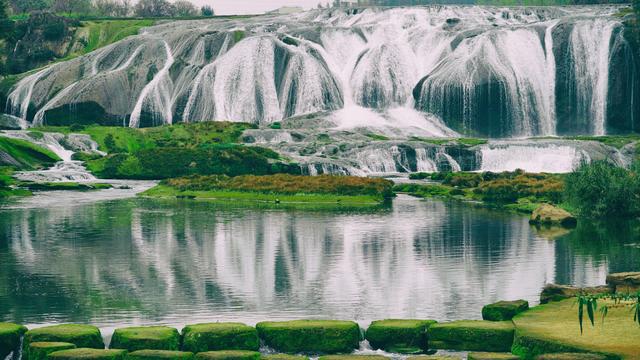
415;148;437;172
479;143;582;173
2;6;631;138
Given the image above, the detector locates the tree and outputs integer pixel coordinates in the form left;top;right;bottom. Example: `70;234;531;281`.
174;0;198;17
0;0;12;40
134;0;176;17
51;0;94;14
200;5;214;16
9;0;49;13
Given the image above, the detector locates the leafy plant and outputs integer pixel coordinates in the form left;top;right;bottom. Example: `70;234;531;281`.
576;292;640;334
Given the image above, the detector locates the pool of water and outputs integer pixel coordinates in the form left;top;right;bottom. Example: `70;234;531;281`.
1;193;639;334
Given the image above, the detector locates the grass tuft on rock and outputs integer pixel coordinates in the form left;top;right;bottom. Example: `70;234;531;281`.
24;325;104;350
194;351;260;360
181;323;259;353
365;319;436;353
428;320;514;352
256;320;360;354
482;300;529;321
126;350;194;360
48;348;127;360
0;322;28;359
26;342;76;360
110;326;179;352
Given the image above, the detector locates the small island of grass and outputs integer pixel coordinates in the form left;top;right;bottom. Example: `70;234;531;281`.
141;174;394;206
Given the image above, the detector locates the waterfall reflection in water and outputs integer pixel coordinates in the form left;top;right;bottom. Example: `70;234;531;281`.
1;195;638;330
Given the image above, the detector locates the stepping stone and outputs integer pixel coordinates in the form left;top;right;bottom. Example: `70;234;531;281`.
24;325;104;349
468;352;520;360
318;357;388;360
127;350;194;360
428;320;514;352
365;319;437;353
406;356;461;360
535;354;607;360
260;356;308;360
482;300;529;321
48;348;127;360
26;342;76;360
0;322;28;359
110;326;179;351
256;320;360;354
181;323;259;353
194;351;260;360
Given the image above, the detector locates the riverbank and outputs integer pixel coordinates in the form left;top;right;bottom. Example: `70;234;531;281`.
2;275;638;360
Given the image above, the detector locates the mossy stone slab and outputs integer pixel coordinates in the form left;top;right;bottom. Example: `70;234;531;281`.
0;322;28;359
47;348;127;360
260;355;308;360
482;300;529;321
25;325;104;350
256;320;360;354
535;354;607;360
406;356;462;360
512;299;637;359
468;352;520;360
127;350;194;360
110;327;179;351
428;320;514;352
317;356;388;360
27;342;76;360
194;351;260;360
181;323;258;353
365;319;437;353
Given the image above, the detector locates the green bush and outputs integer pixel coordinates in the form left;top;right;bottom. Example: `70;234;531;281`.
110;326;180;352
564;161;640;218
181;323;259;353
256;320;360;354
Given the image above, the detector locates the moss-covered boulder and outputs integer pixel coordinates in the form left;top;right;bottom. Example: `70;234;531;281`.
539;284;609;304
428;321;514;352
256;320;360;354
194;351;260;360
0;322;28;359
529;204;576;227
317;356;388;360
365;319;436;353
24;325;104;350
26;342;76;360
467;353;519;360
110;327;179;352
512;299;637;359
605;272;640;294
181;323;258;353
482;300;529;321
260;355;308;360
127;350;194;360
406;356;461;360
48;348;127;360
534;354;607;360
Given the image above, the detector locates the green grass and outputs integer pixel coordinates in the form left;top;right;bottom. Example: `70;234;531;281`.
0;136;60;170
365;133;390;141
408;137;488;146
563;135;640;149
512;299;640;359
79;20;155;55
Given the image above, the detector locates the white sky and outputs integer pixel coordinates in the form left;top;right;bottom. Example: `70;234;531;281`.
186;0;328;15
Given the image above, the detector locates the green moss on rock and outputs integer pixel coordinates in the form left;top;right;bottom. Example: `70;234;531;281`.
256;320;360;354
181;323;258;353
428;321;514;352
317;356;388;360
110;326;179;351
482;300;529;321
260;355;308;360
534;354;607;360
0;323;28;359
24;325;104;350
27;342;76;360
48;348;127;360
365;319;436;353
467;353;519;360
194;351;260;360
405;356;461;360
127;350;194;360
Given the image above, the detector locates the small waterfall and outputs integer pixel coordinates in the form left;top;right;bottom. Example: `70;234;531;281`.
479;143;581;173
436;148;462;172
415;148;437;172
6;68;52;121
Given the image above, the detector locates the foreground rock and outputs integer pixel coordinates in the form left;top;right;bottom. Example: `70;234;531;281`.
181;323;259;353
127;350;195;360
24;325;104;350
365;319;436;353
48;348;127;360
529;204;576;227
110;326;180;352
0;322;28;359
606;272;640;293
467;353;519;360
482;300;529;321
428;320;514;352
539;284;609;304
194;351;260;360
26;342;76;360
261;355;308;360
256;320;360;354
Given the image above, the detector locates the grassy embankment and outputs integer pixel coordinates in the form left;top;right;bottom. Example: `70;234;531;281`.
141;174;394;206
0;136;60;197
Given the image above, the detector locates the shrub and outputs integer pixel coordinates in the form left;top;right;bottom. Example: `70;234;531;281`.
43;19;66;40
564;161;640;218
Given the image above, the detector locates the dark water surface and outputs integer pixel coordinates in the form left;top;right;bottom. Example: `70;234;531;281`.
1;194;639;331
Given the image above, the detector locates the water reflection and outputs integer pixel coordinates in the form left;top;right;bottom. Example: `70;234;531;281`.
0;196;638;329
